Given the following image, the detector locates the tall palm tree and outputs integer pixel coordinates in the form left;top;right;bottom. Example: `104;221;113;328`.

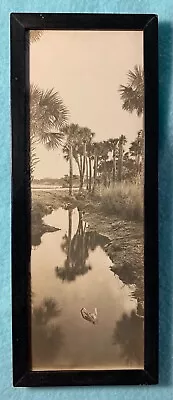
117;135;127;182
129;130;144;177
86;139;95;193
107;138;119;185
119;66;144;183
30;85;68;178
62;124;80;195
67;209;72;265
92;142;101;193
99;141;110;187
119;65;144;117
88;145;93;193
80;127;93;191
30;30;60;179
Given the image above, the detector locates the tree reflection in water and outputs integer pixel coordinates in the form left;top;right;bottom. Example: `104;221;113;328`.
110;261;144;317
32;297;63;368
55;208;109;282
110;262;136;285
113;310;144;367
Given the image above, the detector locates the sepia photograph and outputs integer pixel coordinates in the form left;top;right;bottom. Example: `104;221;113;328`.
29;29;145;372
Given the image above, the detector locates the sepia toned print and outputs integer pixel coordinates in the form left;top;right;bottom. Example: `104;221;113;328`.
30;30;144;371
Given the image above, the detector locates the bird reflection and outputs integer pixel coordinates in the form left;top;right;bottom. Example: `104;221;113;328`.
32;297;63;368
113;310;144;367
55;208;109;282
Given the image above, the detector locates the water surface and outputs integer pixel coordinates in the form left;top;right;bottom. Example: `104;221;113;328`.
31;207;144;370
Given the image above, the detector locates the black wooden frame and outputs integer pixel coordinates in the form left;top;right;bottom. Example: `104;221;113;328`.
11;13;158;387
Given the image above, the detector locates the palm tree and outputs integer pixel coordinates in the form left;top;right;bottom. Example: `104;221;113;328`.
129;130;144;177
99;141;110;187
92;142;100;193
86;156;89;190
29;32;69;179
63;124;80;195
86;141;95;193
107;138;119;185
63;125;94;193
30;85;68;178
80;128;94;191
122;151;136;181
119;65;144;117
117;135;127;182
30;85;68;147
67;209;72;265
119;66;144;183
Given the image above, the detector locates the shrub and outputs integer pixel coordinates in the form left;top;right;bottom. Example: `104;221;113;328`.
99;182;143;222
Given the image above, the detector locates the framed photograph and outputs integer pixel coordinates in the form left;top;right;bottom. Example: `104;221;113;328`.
11;13;158;386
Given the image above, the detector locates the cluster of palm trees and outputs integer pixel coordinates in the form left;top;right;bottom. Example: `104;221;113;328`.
30;30;144;191
62;127;142;195
30;81;144;192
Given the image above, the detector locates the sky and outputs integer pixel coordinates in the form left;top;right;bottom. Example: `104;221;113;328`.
30;30;143;179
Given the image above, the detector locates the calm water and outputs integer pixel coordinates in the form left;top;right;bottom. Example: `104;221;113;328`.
32;185;79;192
31;207;144;371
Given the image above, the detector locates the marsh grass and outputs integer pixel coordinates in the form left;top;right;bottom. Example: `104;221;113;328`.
98;182;143;222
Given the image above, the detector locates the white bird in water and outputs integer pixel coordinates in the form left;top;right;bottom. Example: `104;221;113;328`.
80;307;98;325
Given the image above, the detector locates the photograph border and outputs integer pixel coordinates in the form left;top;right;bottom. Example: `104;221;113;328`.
11;13;158;387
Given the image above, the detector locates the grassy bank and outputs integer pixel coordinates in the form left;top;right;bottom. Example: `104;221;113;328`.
96;183;143;222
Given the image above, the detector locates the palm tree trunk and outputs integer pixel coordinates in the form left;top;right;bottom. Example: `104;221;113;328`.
141;132;145;185
137;152;140;176
74;156;83;191
89;156;92;192
69;144;73;196
79;171;83;191
79;155;83;191
136;132;141;177
80;142;86;191
82;142;86;177
118;142;123;182
103;159;107;187
67;210;72;267
92;153;97;193
112;146;116;185
86;157;89;190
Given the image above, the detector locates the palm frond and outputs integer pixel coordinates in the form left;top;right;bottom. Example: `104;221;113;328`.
30;84;69;149
127;65;144;89
40;131;64;150
119;65;144;117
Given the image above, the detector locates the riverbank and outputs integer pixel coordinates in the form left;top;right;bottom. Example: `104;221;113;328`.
31;189;144;315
